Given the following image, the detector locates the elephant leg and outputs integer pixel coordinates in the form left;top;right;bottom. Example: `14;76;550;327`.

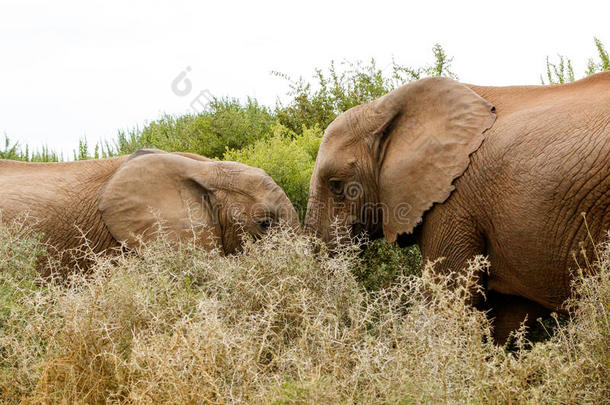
418;208;488;307
486;291;550;345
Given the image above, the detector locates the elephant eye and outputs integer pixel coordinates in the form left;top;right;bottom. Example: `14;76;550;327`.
329;179;343;195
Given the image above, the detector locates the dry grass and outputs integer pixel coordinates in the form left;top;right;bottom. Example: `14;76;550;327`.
0;220;608;404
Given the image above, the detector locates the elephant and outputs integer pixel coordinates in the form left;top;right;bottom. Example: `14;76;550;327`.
305;71;610;343
0;149;299;271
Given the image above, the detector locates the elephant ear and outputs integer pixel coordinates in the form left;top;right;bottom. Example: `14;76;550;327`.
98;150;221;248
376;77;496;242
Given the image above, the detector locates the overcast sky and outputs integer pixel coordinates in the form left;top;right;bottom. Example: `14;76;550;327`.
1;0;608;158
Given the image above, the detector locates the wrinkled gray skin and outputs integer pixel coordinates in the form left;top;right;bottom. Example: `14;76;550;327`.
1;149;299;271
305;72;610;344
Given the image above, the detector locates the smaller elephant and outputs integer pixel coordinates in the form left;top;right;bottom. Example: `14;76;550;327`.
0;149;299;269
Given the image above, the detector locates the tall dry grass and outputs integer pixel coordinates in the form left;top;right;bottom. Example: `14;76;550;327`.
0;219;608;404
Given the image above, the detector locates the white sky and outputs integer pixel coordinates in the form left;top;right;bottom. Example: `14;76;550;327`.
1;0;608;158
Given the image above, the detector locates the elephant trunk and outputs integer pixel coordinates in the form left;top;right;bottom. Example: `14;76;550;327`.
281;196;301;233
304;193;326;238
304;195;329;255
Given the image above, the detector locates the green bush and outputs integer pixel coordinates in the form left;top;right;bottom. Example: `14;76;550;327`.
357;240;422;291
223;123;322;220
273;43;457;134
111;97;275;159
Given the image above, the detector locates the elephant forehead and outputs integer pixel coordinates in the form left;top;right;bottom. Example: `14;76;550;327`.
324;110;355;140
214;162;280;194
323;107;371;152
216;161;266;177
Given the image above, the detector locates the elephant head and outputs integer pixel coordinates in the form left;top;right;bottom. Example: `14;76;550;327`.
305;77;496;245
98;149;299;254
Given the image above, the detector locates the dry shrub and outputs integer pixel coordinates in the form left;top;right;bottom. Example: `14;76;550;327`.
0;222;608;404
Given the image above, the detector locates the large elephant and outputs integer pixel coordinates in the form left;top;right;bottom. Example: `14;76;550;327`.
1;149;298;269
305;72;610;343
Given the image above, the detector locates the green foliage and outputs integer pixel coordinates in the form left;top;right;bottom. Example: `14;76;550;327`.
0;136;60;162
542;37;608;84
543;55;575;84
273;43;457;134
273;59;392;134
356;240;422;291
73;138;90;161
0;136;21;161
223;124;322;219
394;43;459;81
28;145;62;162
586;37;610;75
112;98;275;159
